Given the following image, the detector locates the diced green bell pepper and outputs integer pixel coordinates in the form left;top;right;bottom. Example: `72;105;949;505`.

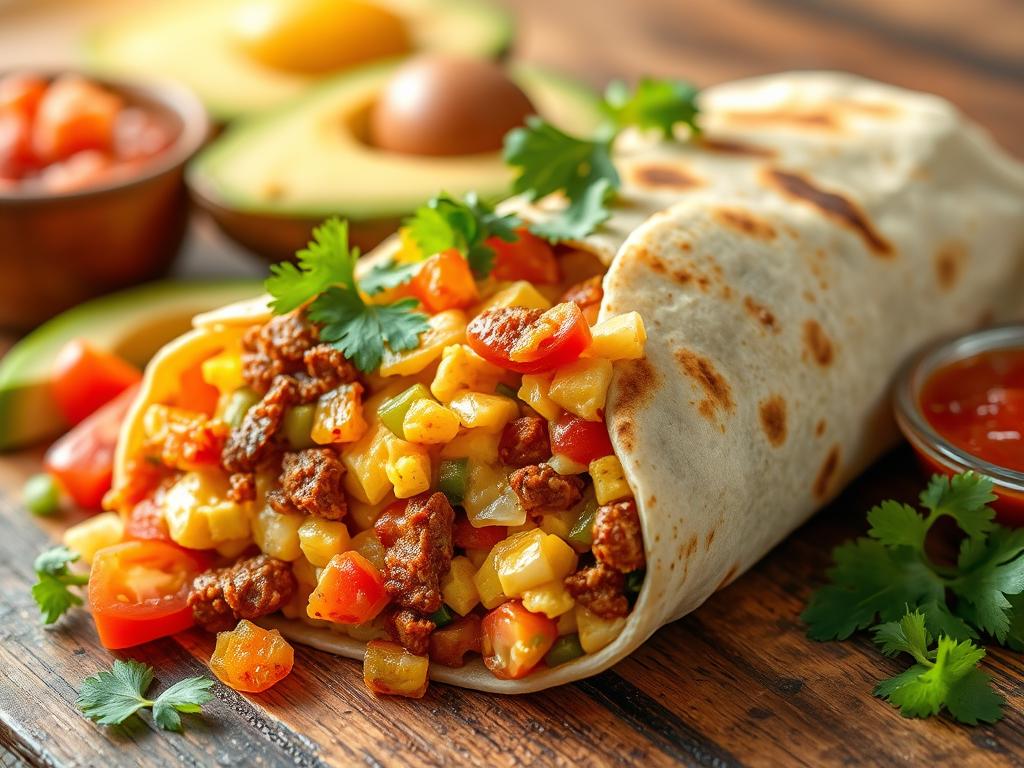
438;458;469;506
429;604;455;628
495;382;519;400
23;473;60;516
377;383;432;439
625;569;645;604
222;387;260;429
283;404;316;449
545;634;585;667
567;494;599;547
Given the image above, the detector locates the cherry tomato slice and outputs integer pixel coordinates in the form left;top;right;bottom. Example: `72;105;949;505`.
467;302;591;374
89;540;206;649
481;600;558;679
452;515;507;551
52;338;142;426
307;551;390;625
487;229;560;284
44;384;139;510
410;249;478;313
550;413;615;466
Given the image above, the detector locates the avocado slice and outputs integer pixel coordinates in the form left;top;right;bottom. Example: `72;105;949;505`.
84;0;514;122
0;280;262;451
187;63;603;260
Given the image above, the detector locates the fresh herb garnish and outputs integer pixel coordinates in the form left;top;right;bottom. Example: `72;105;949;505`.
32;545;89;624
77;659;215;732
265;218;429;373
504;77;700;241
803;471;1021;724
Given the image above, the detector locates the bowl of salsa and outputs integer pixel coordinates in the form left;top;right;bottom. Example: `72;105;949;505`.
0;71;208;330
895;324;1024;524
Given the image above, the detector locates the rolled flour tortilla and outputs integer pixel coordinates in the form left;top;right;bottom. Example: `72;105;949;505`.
115;71;1024;692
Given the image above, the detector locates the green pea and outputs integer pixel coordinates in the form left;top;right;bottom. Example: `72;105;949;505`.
283;404;317;449
23;473;61;516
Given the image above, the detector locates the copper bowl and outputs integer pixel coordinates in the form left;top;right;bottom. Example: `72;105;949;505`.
0;73;209;331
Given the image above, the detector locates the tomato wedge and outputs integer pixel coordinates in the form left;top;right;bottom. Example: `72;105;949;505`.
52;339;142;426
487;229;560;284
44;384;139;510
307;551;390;624
467;303;591;374
481;600;558;679
550;413;615;466
89;540;206;649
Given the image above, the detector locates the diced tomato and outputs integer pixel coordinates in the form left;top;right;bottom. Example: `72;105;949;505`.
467;302;592;374
177;360;222;417
32;75;121;163
0;111;36;178
487;228;560;284
44;384;139;510
52;339;142;426
88;540;206;649
210;619;294;693
0;73;47;121
363;640;429;698
550;413;615;466
307;551;390;624
453;515;507;551
40;149;112;193
410;249;479;313
124;497;172;542
481;600;558;679
429;614;482;668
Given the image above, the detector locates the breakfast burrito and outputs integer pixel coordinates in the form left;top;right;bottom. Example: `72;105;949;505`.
105;72;1024;694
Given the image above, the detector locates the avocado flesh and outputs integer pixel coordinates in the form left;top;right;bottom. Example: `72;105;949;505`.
0;280;262;451
187;63;603;224
84;0;514;121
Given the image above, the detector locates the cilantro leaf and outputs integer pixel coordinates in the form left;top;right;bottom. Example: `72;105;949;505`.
872;609;932;662
919;599;978;642
530;177;615;243
266;218;358;313
360;259;422;296
77;660;214;732
867;500;930;550
34;546;79;575
31;546;89;625
603;77;701;138
952;526;1024;641
919;471;997;539
945;668;1004;725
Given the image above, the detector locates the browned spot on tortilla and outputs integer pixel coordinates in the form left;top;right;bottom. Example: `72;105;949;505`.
815;419;826;437
631;162;701;190
725;109;840;130
743;296;779;332
714;208;777;240
833;99;897;117
765;168;893;257
647;494;656;507
716;564;739;591
705;525;717;550
612;358;660;419
803;319;834;367
615;420;635;452
675;349;735;425
803;290;817;303
813;445;841;499
683;534;698;558
935;241;967;291
699;135;776;157
758;395;788;447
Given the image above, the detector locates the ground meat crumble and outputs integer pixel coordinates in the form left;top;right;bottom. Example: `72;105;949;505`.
268;448;347;520
498;416;551;467
509;463;584;513
564;563;629;618
591;499;645;573
188;554;296;632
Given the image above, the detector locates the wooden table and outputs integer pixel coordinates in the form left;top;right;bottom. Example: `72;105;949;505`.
1;1;1023;766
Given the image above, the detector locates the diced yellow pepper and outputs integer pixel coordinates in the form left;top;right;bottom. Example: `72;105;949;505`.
441;556;480;616
521;580;575;619
312;383;367;445
163;470;251;550
379;309;466;377
448;392;519;432
583;311;647;360
252;506;303;561
351;529;385;571
547;358;613;422
518;373;562;421
385;438;431;498
342;424;393;504
577;606;627;653
201;350;244;394
298;517;351;567
473;545;507;609
440;428;500;465
63;512;124;564
478;280;552;313
589;455;632;505
430;343;503;403
363;640;429;698
556;608;578;636
402;399;461;445
493;529;577;598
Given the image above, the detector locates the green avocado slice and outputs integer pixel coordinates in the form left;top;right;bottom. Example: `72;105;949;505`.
83;0;515;121
0;280;262;451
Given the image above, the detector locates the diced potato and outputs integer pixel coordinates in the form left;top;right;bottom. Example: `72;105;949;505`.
385;438;431;498
589;455;632;505
473;545;507;609
163;470;251;550
548;358;613;422
298;517;351;567
478;280;552;312
441;556;480;616
518;373;562;421
344;615;389;642
252;506;304;561
493;529;577;598
556;608;579;636
363;640;429;698
448;392;519;432
546;453;587;475
461;461;505;522
379;309;466;377
430;343;503;403
440;428;500;464
521;580;575;619
292;556;319;587
538;508;577;540
577;606;627;654
583;312;647;360
402;399;461;444
215;538;253;558
281;580;314;620
63;512;123;564
348;496;392;532
201;349;244;394
351;529;385;571
472;484;526;527
342;424;393;504
465;548;489;569
312;383;367;445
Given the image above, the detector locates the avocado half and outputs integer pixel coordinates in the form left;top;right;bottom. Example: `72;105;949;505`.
187;63;603;261
84;0;514;122
0;280;262;451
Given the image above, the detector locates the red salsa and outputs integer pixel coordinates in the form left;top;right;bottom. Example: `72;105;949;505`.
0;73;175;194
919;348;1024;472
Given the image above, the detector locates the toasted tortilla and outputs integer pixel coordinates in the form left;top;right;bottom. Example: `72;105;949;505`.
115;72;1024;692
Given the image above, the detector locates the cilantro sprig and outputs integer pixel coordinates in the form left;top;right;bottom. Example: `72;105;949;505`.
504;77;700;241
32;546;89;624
265;218;429;373
77;659;215;732
803;471;1021;724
